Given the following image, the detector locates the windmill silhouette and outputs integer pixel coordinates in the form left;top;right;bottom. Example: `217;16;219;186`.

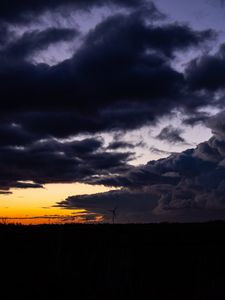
108;206;118;224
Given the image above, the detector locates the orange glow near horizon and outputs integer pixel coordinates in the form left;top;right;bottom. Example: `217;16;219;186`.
0;183;113;225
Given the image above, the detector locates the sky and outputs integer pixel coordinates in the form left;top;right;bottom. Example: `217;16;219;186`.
1;0;225;223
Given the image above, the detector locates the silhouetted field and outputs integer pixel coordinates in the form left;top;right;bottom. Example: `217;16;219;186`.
1;222;225;299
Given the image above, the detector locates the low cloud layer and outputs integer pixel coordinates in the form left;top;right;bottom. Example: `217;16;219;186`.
156;125;187;144
0;137;134;192
57;112;225;222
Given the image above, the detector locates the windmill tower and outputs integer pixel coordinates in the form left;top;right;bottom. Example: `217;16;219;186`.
108;206;118;224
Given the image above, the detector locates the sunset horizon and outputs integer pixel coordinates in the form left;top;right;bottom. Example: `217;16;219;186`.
2;1;225;298
1;0;225;224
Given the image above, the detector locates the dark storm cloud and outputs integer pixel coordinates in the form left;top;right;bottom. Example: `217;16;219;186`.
11;107;158;139
0;0;222;207
84;159;180;188
9;182;44;189
57;112;225;222
156;125;187;144
0;8;216;141
0;25;11;45
1;28;79;61
0;0;149;23
0;137;133;192
107;141;144;150
182;111;210;126
150;147;174;156
207;110;225;139
186;44;225;91
0;123;34;147
85;11;214;58
108;141;135;150
0;191;12;195
28;137;104;155
0;180;44;192
57;189;158;223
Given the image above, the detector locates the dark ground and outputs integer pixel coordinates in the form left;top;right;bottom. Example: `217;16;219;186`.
1;222;225;299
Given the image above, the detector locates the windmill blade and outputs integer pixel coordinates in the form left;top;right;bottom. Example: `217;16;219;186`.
114;206;118;216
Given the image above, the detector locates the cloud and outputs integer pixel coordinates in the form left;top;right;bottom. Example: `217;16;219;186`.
0;123;35;147
0;8;216;143
182;111;210;126
150;147;174;156
0;213;101;223
156;125;187;144
0;137;134;192
0;0;223;219
107;141;143;150
186;44;225;91
0;25;11;45
0;191;12;195
1;28;79;61
57;189;158;223
207;110;225;139
0;0;149;23
0;180;44;192
57;111;225;222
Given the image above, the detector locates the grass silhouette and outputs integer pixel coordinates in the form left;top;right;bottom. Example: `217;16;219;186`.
0;222;225;299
